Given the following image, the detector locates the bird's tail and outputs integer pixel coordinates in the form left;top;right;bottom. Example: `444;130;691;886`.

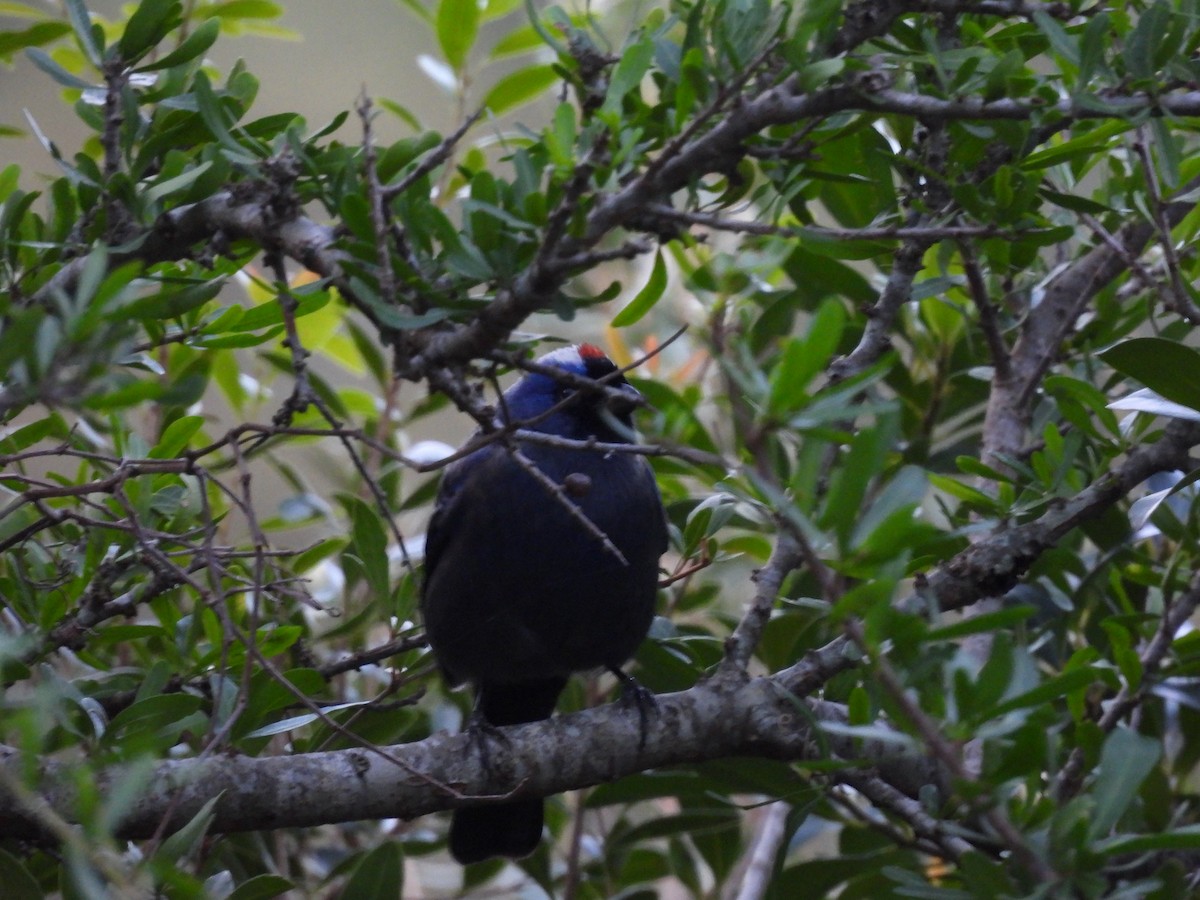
476;678;566;727
450;677;567;865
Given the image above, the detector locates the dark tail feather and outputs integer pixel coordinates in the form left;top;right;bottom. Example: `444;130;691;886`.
450;799;544;864
477;677;566;726
450;677;567;864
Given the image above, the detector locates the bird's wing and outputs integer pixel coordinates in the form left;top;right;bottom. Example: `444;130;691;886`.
422;445;492;582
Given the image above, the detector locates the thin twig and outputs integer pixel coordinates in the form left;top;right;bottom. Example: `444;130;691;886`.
643;203;1045;243
1133;126;1200;325
318;634;428;679
721;530;804;673
359;93;398;317
843;618;1058;882
382;109;483;202
731;801;791;900
958;240;1012;381
510;446;628;565
835;771;977;860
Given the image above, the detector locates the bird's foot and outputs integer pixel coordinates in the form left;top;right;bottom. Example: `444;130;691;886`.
608;666;657;753
464;707;511;775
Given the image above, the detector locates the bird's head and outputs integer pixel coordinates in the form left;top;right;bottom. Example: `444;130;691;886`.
501;343;645;442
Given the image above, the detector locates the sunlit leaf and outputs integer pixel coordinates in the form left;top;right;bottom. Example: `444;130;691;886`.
1102;338;1200;413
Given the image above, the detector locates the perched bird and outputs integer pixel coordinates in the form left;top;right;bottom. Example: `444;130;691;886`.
421;343;668;864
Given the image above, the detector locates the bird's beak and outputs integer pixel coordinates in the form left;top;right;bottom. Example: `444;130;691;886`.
604;382;645;418
596;383;645;441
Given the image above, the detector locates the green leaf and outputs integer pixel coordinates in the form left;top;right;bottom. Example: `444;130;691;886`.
242;712;316;738
1021;119;1130;171
1125;0;1170;82
1032;9;1078;67
436;0;479;71
74;243;108;307
848;685;870;725
149;415;204;458
602;36;653;116
136;18;219;72
0;413;67;453
144;161;213;203
194;326;284;348
103;693;207;753
0;21;71;60
343;842;403;899
490;22;553;58
121;278;225;320
208;0;283;19
346;496;389;599
810;128;897;229
1089;727;1161;839
1101;337;1200;413
0;3;44;19
819;421;891;544
1151;115;1181;189
64;0;101;66
226;874;296;900
519;0;565;54
766;297;846;412
0;164;19;202
796;57;843;92
193;70;253;159
0;849;41;900
243;701;381;739
1078;12;1110;85
1095;824;1200;856
481;64;557;115
984;667;1111;719
156;793;221;864
955;455;1012;484
25;47;93;89
362;302;452;331
236;668;326;740
798;226;890;260
612;249;667;327
927;606;1035;641
118;0;182;62
250;624;303;657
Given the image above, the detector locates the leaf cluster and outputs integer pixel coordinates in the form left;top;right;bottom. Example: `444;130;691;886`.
5;0;1200;897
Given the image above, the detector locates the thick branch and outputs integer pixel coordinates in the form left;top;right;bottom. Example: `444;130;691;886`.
830;0;1074;55
828;237;930;382
418;84;1200;368
31;83;1200;380
918;418;1200;613
0;676;935;842
36;189;340;306
984;180;1200;464
9;391;1196;851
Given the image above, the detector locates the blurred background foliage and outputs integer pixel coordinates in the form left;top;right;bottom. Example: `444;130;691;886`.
4;0;1200;897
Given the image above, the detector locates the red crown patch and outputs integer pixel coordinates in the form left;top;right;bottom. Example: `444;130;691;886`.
578;343;607;360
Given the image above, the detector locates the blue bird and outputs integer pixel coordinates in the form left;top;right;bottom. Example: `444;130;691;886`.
421;343;667;864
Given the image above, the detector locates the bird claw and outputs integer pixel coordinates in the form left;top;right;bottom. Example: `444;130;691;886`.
608;666;657;753
465;708;511;776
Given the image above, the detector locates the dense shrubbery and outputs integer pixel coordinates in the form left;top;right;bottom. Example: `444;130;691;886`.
5;0;1200;896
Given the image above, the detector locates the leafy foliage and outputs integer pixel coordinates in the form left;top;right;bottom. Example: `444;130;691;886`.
4;0;1200;897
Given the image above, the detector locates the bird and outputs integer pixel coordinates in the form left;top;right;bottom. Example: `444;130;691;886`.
420;343;668;865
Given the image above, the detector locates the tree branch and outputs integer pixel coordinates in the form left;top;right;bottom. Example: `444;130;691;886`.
983;178;1200;465
918;418;1200;613
0;676;935;843
721;530;804;672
